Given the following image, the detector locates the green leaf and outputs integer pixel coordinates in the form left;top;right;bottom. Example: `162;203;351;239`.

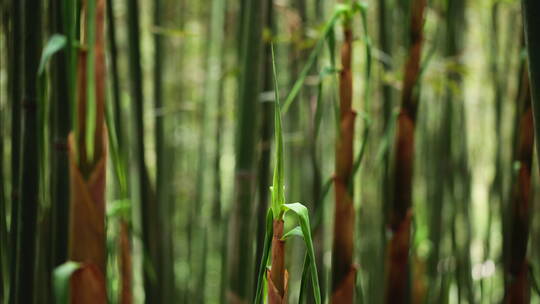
281;226;303;240
282;7;344;114
53;261;82;304
352;1;369;12
298;252;311;304
282;203;321;304
254;209;274;304
105;96;129;197
327;23;336;68
349;124;371;193
106;199;131;218
270;44;285;218
358;2;372;109
38;34;67;75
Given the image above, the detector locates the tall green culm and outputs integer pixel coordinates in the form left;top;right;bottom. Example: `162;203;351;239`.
15;0;42;302
226;0;264;302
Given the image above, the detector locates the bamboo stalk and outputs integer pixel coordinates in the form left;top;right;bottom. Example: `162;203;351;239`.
331;16;356;304
106;0;123;148
15;0;43;302
226;0;264;300
152;0;168;301
0;17;6;293
522;0;540;173
255;0;274;291
119;221;133;304
50;0;72;269
384;0;426;302
105;1;133;301
378;0;393;239
125;0;158;301
7;0;22;301
504;66;533;304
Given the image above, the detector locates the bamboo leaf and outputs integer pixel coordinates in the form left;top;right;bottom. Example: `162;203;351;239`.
107;199;131;218
281;226;303;240
282;7;345;114
320;177;333;203
358;2;372;107
53;261;82;304
38;34;67;75
352;1;369;12
105;93;129;196
282;203;321;304
298;252;310;304
271;44;285;218
349;124;371;192
254;209;274;304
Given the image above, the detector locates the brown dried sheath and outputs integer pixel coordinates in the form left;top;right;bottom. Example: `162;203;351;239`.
69;0;108;302
268;219;286;304
68;132;107;303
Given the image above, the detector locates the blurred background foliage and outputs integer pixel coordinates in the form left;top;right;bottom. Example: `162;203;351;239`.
1;0;540;303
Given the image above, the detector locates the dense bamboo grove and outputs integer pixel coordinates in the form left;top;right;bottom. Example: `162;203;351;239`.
3;0;540;303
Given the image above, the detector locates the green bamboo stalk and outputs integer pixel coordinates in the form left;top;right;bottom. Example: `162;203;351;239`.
254;0;274;292
106;0;123;149
226;0;264;300
0;17;6;294
191;0;226;298
211;2;227;300
454;97;475;304
0;139;4;302
488;5;505;279
50;0;71;270
8;0;22;301
152;0;169;301
125;0;157;302
377;2;393;285
153;0;164;219
201;0;226;302
15;0;43;302
446;0;474;302
105;1;134;303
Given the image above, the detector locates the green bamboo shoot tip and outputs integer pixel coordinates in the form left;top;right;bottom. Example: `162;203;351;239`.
271;44;285;218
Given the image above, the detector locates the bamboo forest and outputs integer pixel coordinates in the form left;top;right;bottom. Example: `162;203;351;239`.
3;0;540;303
